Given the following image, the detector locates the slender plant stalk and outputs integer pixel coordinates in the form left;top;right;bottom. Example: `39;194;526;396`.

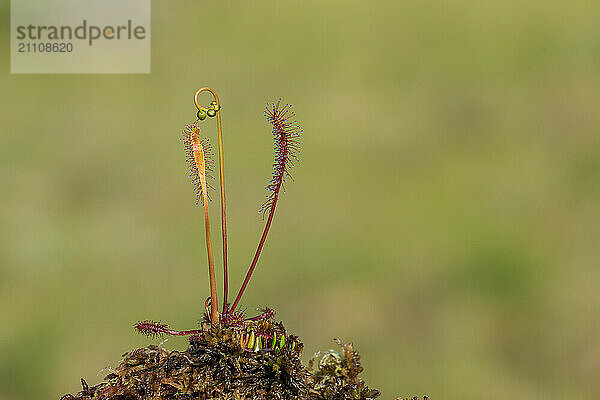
191;128;219;324
229;203;278;313
216;106;229;314
195;88;230;315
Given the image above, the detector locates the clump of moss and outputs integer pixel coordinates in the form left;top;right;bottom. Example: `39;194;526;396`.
60;324;381;400
309;339;380;400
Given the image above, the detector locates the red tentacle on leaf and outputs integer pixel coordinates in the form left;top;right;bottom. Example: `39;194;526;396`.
260;100;303;215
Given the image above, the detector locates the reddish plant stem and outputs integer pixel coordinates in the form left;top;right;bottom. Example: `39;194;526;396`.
163;328;204;336
229;190;280;313
202;188;219;325
216;109;229;315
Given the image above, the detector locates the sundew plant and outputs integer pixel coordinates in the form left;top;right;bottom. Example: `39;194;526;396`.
135;87;304;350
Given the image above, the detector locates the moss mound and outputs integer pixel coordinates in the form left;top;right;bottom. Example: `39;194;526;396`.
60;325;381;400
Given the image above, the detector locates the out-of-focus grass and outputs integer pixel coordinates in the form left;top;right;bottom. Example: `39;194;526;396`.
1;1;600;399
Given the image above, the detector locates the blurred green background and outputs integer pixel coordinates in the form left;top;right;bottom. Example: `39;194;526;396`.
1;1;600;399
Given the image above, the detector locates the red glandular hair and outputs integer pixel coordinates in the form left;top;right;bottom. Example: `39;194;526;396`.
181;122;215;205
134;320;170;338
260;100;303;215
